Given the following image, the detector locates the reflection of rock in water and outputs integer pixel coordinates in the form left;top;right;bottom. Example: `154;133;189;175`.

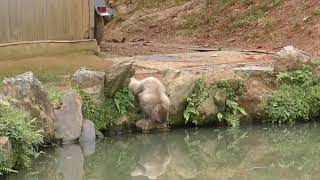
56;144;84;180
80;140;96;157
131;135;171;179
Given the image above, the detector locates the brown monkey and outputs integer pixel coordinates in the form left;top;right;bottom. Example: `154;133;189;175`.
129;77;170;123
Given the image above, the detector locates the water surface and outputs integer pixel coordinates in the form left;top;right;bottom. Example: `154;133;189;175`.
6;123;320;180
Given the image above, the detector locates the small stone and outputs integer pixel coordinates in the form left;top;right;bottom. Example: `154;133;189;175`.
79;120;96;143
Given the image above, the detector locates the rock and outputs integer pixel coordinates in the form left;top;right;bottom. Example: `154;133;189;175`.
95;130;104;139
0;136;11;161
54;91;83;143
56;144;84;180
274;46;312;72
71;68;105;106
135;119;168;132
162;69;198;125
79;120;96;143
198;89;226;124
104;61;135;98
239;74;276;121
2;72;55;140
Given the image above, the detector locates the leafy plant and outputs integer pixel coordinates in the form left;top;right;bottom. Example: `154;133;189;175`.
113;87;135;114
267;65;320;124
216;81;246;127
267;85;309;124
183;80;210;125
276;65;315;87
77;87;110;130
0;105;43;173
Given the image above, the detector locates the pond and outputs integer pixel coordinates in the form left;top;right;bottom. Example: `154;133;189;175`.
6;123;320;180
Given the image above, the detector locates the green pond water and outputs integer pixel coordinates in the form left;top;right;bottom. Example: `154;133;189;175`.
6;123;320;180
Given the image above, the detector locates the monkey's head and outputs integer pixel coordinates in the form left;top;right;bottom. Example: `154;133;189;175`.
129;77;143;95
151;104;168;123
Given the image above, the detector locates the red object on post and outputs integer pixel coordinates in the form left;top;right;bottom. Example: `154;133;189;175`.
97;6;106;13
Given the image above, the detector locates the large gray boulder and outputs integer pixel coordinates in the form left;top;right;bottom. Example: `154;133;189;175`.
274;46;312;72
162;69;198;126
104;61;135;98
0;136;11;161
2;72;55;140
71;68;105;106
54;91;83;143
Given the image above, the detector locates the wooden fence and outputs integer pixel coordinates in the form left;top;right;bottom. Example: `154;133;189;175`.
0;0;95;44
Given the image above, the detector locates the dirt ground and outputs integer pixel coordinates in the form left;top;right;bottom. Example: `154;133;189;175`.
102;0;320;56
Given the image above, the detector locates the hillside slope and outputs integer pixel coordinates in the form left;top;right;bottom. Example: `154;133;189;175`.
102;0;320;54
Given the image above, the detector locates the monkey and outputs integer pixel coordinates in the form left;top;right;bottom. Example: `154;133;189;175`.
129;77;170;123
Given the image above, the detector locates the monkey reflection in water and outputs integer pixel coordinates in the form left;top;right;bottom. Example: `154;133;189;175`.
131;135;171;179
129;77;170;123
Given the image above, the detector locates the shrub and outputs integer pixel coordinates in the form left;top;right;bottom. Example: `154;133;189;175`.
276;65;315;87
183;80;246;127
267;65;320;124
0;105;43;172
216;81;246;127
267;85;310;124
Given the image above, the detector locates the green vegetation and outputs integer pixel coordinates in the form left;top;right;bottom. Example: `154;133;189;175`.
182;13;217;30
35;71;62;83
267;65;320;124
114;87;135;114
184;80;210;125
276;65;316;87
216;81;247;127
183;79;246;127
232;0;283;28
47;88;64;101
78;86;142;130
0;105;43;174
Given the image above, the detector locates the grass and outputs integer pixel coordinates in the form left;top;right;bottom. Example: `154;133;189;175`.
232;0;283;28
47;87;64;101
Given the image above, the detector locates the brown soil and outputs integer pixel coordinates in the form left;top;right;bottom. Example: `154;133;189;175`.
102;0;320;56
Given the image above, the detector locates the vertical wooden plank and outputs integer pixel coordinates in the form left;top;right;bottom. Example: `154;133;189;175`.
88;0;95;39
0;0;10;43
47;0;69;40
82;0;90;38
8;0;46;42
